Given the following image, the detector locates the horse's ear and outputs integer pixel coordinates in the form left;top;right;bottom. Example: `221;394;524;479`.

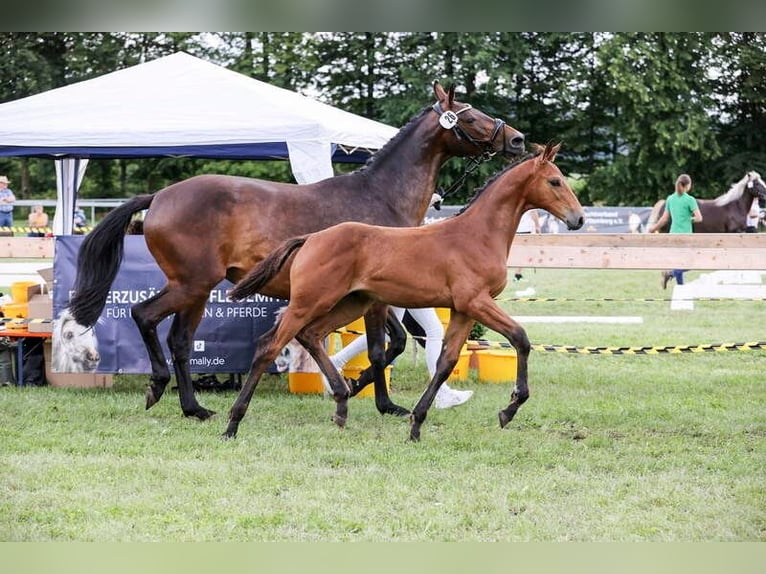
447;84;456;106
546;142;562;162
433;80;447;102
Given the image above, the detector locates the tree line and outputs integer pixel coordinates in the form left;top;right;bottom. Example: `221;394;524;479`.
0;32;763;207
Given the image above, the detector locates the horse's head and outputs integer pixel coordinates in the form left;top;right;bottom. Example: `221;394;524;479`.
524;142;585;231
746;171;766;202
53;308;100;372
432;81;525;160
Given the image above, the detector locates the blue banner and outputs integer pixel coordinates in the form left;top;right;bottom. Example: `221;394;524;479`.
53;235;286;374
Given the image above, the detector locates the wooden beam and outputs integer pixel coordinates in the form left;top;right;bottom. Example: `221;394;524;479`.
0;237;55;258
508;233;766;270
0;234;763;271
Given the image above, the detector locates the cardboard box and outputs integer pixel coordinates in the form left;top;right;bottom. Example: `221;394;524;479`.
28;318;53;333
27;293;52;320
37;267;53;290
43;341;113;388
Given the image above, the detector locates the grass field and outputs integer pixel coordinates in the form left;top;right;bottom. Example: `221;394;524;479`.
1;267;764;541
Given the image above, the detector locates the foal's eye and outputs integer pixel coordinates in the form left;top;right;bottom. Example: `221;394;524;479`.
548;178;562;187
64;331;74;340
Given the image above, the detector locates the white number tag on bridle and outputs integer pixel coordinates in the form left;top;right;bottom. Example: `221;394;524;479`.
439;110;459;129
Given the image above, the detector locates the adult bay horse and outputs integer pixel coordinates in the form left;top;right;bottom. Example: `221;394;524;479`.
648;171;766;232
68;81;525;421
225;142;585;441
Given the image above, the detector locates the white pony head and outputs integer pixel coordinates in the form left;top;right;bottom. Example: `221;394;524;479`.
52;308;100;373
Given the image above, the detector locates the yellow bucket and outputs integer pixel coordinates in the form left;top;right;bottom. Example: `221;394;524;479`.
435;307;451;330
287;371;325;394
447;349;473;382
342;365;391;398
11;281;39;303
3;302;29;318
475;349;517;383
340;318;369;367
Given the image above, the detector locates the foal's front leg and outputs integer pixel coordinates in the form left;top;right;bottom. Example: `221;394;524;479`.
464;296;531;428
408;312;474;442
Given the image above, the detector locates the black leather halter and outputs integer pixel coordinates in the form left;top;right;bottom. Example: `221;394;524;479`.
432;101;506;158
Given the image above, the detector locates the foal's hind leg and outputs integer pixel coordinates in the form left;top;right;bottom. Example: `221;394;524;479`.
294;329;351;428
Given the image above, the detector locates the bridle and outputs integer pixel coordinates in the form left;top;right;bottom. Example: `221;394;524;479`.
432;101;506;160
431;101;508;205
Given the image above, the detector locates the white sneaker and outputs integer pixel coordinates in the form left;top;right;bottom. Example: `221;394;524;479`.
434;386;474;409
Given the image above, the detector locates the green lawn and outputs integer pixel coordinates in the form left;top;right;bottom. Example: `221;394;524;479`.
0;267;764;541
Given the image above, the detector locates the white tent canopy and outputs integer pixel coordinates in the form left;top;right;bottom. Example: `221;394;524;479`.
0;52;398;233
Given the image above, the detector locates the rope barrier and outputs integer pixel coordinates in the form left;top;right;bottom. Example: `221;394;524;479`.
335;328;766;355
0;226;93;234
500;296;766;303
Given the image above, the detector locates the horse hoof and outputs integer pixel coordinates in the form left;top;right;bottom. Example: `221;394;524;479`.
498;410;511;428
380;403;411;417
332;414;347;428
145;387;159;410
186;408;216;421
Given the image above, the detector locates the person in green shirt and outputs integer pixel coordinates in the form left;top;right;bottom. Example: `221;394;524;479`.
648;173;703;288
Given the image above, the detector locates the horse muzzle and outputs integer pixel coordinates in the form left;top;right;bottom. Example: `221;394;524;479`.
502;126;526;158
566;212;586;231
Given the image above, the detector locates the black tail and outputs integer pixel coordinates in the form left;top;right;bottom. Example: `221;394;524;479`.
69;194;155;326
229;236;308;301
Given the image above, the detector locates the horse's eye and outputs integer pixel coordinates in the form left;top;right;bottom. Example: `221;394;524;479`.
64;331;74;339
549;178;561;187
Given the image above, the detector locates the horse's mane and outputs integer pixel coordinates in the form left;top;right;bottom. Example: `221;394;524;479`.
713;171;760;206
352;106;431;175
456;151;536;215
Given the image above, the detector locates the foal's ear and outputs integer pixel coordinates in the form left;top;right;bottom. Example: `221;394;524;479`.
544;141;562;162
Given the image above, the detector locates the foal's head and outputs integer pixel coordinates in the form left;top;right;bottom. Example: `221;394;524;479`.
522;142;585;231
432;81;525;159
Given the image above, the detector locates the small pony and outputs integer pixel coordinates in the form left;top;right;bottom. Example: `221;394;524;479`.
52;308;100;373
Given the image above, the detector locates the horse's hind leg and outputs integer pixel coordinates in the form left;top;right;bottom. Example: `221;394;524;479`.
347;304;410;416
294;329;351;428
131;289;174;409
167;300;216;420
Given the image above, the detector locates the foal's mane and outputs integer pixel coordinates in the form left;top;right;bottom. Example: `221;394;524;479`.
456;148;540;215
713;171;761;206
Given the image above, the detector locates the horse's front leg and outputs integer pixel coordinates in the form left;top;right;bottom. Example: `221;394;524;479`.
348;304;410;417
462;295;530;428
409;313;473;442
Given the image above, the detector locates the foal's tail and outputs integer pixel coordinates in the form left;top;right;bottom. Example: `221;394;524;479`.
69;194;155;327
229;236;308;301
